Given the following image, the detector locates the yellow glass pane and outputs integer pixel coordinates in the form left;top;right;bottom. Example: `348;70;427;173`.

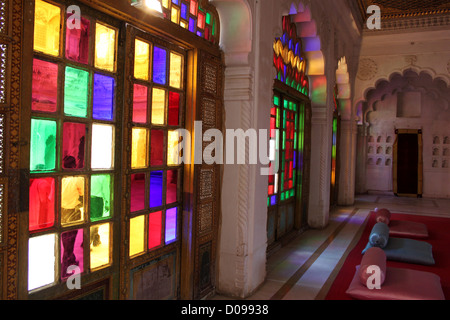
162;0;169;8
61;176;85;226
180;21;187;29
95;23;116;72
168;130;181;166
169;52;182;89
129;215;145;257
132;128;148;169
134;39;150;80
152;88;166;125
34;0;61;56
90;223;111;269
171;7;180;24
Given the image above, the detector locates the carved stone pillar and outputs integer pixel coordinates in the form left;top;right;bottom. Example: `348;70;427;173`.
338;119;358;205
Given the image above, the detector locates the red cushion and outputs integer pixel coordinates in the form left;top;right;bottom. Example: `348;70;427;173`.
358;247;386;287
375;208;391;225
347;266;445;300
389;220;429;238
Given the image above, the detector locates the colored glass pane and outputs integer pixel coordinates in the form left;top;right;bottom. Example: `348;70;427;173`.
61;228;84;279
95;23;116;72
28;233;56;291
90;174;112;221
181;3;188;20
134;39;150;80
149;171;163;208
66;15;90;64
172;0;179;4
169;52;182;89
162;0;169;8
132;128;148;169
197;12;205;29
64;66;89;118
153;47;167;85
91;124;114;169
90;223;110;269
190;0;198;16
188;18;196;32
166;170;178;204
61;176;85;226
30;118;56;172
165;208;177;244
151;88;166;125
148;211;162;249
129;215;145;257
168;92;180;126
167;130;180;165
133;84;148;123
33;0;60;57
29;177;55;231
93;74;115;121
32;59;58;113
206;12;211;24
62;122;86;170
171;7;180;24
131;173;146;212
150;130;164;166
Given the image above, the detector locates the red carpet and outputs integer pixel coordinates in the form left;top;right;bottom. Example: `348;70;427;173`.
325;211;450;300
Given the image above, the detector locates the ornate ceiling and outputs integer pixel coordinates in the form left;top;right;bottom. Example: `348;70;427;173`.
357;0;450;20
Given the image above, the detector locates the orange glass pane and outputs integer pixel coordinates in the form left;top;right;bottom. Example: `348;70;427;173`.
34;0;61;57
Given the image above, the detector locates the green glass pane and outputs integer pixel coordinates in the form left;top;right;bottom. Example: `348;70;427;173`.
212;19;216;36
267;197;270;207
90;174;112;221
30;118;57;172
281;172;284;192
64;66;89;117
281;192;285;201
274;95;280;106
206;12;211;24
290;189;294;197
283;99;288;109
276;108;280;128
294;132;297;151
283;111;286;128
282;130;286;149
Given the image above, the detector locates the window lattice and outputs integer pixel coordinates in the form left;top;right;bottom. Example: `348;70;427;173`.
0;44;7;104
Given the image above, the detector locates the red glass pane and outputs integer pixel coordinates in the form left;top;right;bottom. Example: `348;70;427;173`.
29;177;55;231
150;130;164;166
133;84;148;124
166;170;178;205
270;117;276;131
32;59;58;113
131;173;146;212
168;92;180;126
61;228;84;279
190;0;198;16
62;122;86;170
197;12;205;29
268;185;274;196
66;15;90;64
148;211;162;249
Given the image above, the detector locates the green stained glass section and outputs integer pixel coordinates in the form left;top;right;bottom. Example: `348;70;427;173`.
64;66;89;117
90;174;112;221
30;119;57;172
274;95;280;106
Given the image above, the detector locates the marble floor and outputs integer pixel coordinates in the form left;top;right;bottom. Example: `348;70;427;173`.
212;194;450;300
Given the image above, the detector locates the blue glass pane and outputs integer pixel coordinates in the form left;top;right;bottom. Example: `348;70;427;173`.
172;0;179;4
270;195;276;206
153;47;167;85
188;17;196;33
181;3;187;20
149;171;163;208
93;74;115;121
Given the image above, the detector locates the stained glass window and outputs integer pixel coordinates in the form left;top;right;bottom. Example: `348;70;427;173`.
29;1;117;292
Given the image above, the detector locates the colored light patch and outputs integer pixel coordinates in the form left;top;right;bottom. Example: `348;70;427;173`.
62;122;86;170
153;47;167;85
29;177;55;231
64;66;89;118
131;128;148;169
149;171;163;208
66;15;90;64
133;84;148;123
30;118;56;172
165;207;177;244
148;211;162;249
61;229;84;279
95;23;116;72
151;88;166;125
90;174;112;221
131;173;146;212
91;124;114;169
33;0;61;57
32;59;58;113
93;74;115;121
90;223;111;269
134;39;150;81
61;175;85;226
129;215;145;257
28;233;56;291
169;52;182;89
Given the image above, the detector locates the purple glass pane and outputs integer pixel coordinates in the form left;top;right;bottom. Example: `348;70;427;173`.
93;74;115;121
61;228;84;279
165;207;177;244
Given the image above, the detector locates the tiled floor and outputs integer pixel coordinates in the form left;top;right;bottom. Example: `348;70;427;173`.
212;194;450;300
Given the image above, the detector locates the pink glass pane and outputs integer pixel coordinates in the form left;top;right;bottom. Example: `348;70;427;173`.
148;211;162;249
62;122;86;170
131;173;146;212
150;130;164;166
168;92;180;126
65;15;90;64
166;170;178;204
133;84;148;123
165;208;177;244
61;228;84;279
29;177;55;231
32;59;58;112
